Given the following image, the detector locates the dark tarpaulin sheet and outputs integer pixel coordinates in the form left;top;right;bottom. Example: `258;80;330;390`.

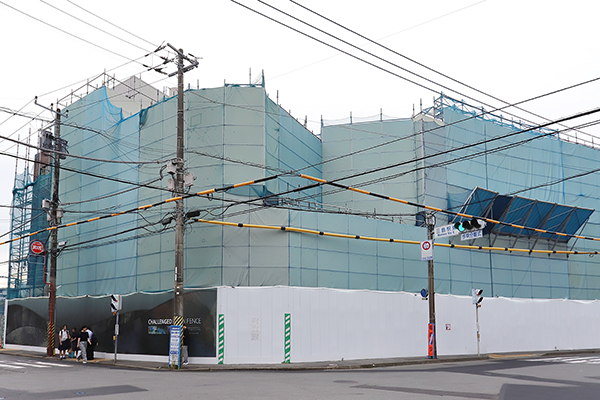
5;289;217;357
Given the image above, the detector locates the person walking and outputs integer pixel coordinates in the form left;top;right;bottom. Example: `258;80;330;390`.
58;325;70;360
69;327;79;359
77;326;91;364
86;327;96;361
181;325;189;365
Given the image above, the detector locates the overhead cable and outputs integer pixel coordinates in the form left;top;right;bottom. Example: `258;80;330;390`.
0;1;151;66
65;0;159;48
288;0;594;138
39;0;153;53
194;218;599;256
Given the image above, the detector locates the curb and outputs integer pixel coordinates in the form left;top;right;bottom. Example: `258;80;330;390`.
2;348;598;371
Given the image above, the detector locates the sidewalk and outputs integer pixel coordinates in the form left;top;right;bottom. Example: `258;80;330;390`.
1;347;598;371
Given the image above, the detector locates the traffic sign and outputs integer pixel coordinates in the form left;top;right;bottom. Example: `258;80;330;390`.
110;294;122;314
421;240;433;261
434;224;460;239
461;230;483;241
29;240;45;255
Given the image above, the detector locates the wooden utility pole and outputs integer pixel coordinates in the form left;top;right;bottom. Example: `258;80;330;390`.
160;44;198;340
426;211;437;359
47;108;61;357
173;47;185;322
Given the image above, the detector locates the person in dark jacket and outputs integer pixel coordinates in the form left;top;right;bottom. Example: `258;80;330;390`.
69;327;79;359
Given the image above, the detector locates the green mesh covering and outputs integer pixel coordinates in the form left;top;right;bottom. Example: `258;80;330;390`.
9;86;600;301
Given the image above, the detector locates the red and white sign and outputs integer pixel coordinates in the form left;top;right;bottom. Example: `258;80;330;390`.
421;240;433;261
30;240;45;255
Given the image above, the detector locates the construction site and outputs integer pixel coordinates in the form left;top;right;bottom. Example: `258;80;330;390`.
4;70;600;364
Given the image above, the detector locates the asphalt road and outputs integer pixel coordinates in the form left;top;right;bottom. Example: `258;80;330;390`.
1;354;600;399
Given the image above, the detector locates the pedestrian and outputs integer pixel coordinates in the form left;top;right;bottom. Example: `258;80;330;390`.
77;326;91;364
86;327;96;361
181;325;189;365
58;325;70;359
69;327;79;359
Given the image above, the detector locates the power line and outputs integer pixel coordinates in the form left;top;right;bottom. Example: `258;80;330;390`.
260;0;513;122
353;118;600;192
187;57;600;180
0;211;45;240
0;124;164;165
270;0;487;81
0;175;280;247
0;64;174;160
61;177;163;207
288;0;594;139
32;83;595;246
198;109;600;238
0;150;170;196
39;0;153;54
232;0;600;175
508;167;600;196
239;0;599;139
0;1;151;66
313;106;600;188
61;219;168;251
0;99;35;127
65;0;159;49
297;173;598;245
286;118;600;215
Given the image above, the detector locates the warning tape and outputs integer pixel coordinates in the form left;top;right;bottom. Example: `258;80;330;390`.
194;218;599;256
298;173;599;244
4;170;598;253
0;176;278;247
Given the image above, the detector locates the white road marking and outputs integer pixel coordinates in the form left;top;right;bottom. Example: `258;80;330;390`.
35;361;73;367
10;362;51;368
0;363;26;369
528;356;600;364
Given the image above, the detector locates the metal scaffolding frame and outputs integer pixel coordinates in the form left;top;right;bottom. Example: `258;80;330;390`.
7;169;34;299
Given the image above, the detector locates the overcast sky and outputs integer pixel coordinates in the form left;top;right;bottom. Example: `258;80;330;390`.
1;0;599;286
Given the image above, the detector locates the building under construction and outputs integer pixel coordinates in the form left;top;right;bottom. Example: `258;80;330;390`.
5;74;600;363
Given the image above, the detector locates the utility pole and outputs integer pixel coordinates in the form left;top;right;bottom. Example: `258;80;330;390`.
173;46;185;324
48;107;61;357
426;211;437;359
35;97;66;358
160;44;198;337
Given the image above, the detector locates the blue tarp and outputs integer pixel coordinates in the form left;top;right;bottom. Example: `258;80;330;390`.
453;187;594;241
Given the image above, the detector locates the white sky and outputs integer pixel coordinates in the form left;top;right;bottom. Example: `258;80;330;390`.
1;0;599;286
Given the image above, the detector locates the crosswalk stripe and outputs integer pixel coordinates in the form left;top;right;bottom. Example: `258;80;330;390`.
35;361;73;368
11;362;51;368
527;356;600;364
0;363;26;369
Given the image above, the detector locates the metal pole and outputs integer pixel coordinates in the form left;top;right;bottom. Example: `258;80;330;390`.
114;311;119;362
47;108;61;357
174;49;185;325
476;304;480;356
426;211;437;359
